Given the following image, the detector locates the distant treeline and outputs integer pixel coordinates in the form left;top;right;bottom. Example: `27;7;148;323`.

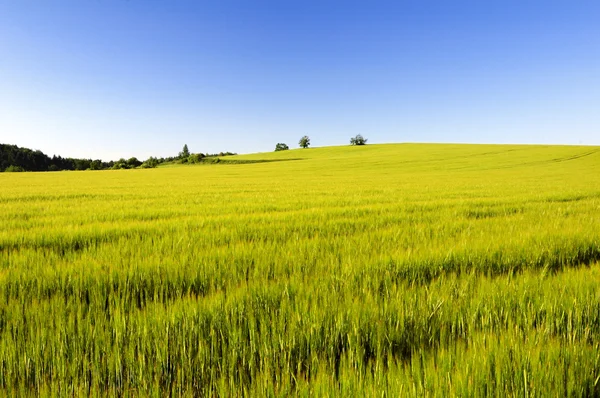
0;144;237;172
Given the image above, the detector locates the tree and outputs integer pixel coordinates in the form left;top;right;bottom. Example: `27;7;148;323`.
179;144;190;159
141;157;159;168
350;134;368;146
90;160;103;170
275;143;289;151
299;136;310;149
73;158;91;170
112;159;130;169
127;157;143;168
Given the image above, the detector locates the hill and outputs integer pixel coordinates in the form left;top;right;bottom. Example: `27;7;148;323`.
1;143;600;395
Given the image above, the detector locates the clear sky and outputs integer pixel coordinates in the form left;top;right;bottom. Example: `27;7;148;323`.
1;1;599;161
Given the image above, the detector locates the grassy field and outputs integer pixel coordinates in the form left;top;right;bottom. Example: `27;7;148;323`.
1;143;600;396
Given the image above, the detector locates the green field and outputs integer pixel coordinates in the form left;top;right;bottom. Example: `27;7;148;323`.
1;143;600;396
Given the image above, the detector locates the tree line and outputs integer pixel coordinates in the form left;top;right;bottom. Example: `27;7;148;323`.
2;135;368;172
0;143;236;172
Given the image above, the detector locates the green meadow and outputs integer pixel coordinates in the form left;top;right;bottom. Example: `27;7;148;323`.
1;143;600;396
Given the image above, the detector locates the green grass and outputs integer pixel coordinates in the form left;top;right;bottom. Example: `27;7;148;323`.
1;143;599;396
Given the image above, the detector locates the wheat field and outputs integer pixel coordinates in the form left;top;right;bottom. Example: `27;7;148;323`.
1;143;599;396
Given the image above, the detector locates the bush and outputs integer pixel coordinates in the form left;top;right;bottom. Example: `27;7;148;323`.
4;165;25;172
188;153;206;164
275;143;289;151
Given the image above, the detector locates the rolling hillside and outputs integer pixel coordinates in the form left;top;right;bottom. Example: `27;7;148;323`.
1;143;599;396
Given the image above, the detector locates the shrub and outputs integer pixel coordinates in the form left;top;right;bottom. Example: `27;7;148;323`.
188;153;206;164
4;165;25;172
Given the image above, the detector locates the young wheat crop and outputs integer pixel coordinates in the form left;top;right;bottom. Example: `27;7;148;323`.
1;143;599;396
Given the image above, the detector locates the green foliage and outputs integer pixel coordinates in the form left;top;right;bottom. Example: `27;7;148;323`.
179;144;190;159
127;157;142;168
204;151;236;157
89;159;104;170
350;134;367;145
275;143;289;151
187;153;206;164
141;157;159;169
0;144;49;171
0;143;114;171
1;143;600;395
112;158;130;169
4;165;25;172
299;135;311;148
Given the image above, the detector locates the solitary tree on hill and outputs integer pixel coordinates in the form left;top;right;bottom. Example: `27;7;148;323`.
350;134;368;146
299;136;310;149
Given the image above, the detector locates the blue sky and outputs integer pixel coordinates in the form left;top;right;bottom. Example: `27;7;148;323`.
1;1;599;160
